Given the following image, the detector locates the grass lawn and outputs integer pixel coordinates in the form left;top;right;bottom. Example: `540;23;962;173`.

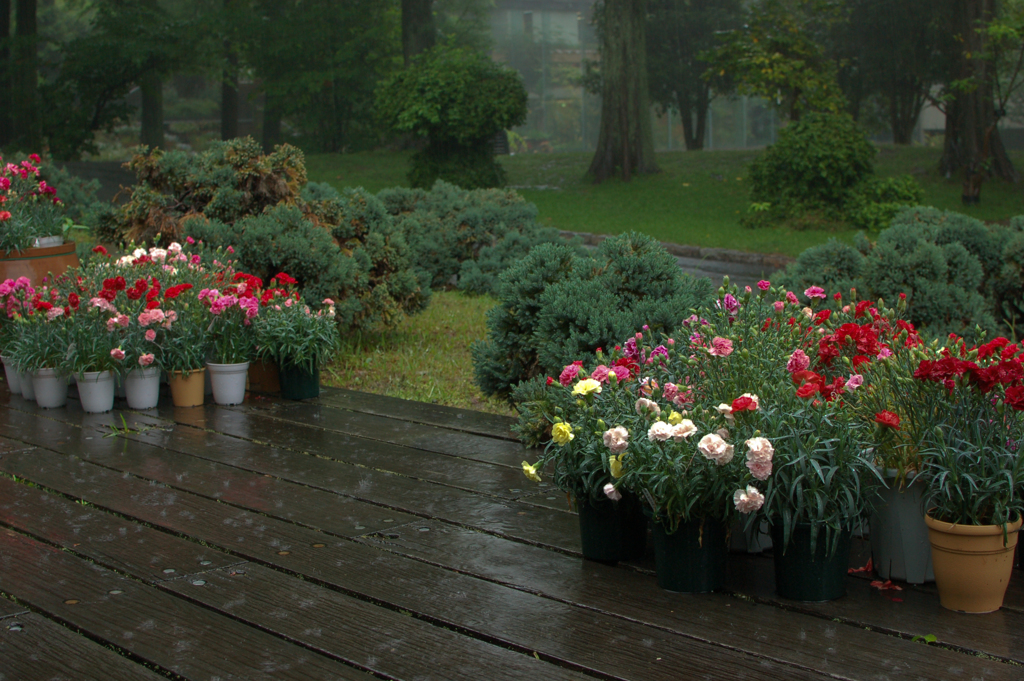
307;145;1024;258
322;290;516;417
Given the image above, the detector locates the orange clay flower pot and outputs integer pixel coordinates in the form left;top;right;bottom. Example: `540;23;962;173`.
925;513;1022;613
168;368;206;408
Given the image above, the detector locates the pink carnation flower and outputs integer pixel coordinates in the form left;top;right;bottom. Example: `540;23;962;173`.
708;337;733;357
804;286;827;299
590;365;611;383
786;349;810;374
138;353;155;367
145;329;157;342
845;374;863;391
786;291;799;305
757;280;771;291
110;348;125;361
603;483;622;501
559;362;582;387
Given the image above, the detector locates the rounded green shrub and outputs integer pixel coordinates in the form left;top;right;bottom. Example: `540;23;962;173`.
375;45;528;189
472;233;714;402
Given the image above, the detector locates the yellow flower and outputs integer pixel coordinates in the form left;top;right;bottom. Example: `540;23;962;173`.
522;461;542;482
667;410;683;425
551;422;575;445
609;453;625;478
572;378;602;396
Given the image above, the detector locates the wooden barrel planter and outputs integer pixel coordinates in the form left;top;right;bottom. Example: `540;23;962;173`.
0;242;79;284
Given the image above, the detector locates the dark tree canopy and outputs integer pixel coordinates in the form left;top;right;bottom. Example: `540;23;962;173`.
646;0;742;151
588;0;659;182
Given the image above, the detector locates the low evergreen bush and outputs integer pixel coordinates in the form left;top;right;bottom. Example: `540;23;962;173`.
472;233;714;402
776;207;1024;342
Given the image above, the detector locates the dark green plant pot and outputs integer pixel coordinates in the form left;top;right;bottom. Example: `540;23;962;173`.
771;523;852;602
278;363;320;400
577;493;647;564
651;517;728;593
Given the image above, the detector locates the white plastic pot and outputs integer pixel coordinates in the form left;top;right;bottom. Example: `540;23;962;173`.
1;356;21;395
32;368;67;409
77;370;115;414
207;362;249;406
124;367;161;410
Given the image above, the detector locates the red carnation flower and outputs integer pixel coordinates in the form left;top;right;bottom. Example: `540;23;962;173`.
1004;386;1024;411
164;283;193;300
67;293;80;310
796;383;820;399
92;245;108;256
875;411;901;430
731;396;757;412
272;272;298;286
546;376;554;386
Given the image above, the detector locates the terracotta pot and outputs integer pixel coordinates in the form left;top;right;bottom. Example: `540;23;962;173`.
247;360;281;393
0;242;79;284
168;368;206;408
925;513;1022;613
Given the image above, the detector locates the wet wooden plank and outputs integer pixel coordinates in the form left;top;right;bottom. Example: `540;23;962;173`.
0;529;375;681
0;435;34;455
318;387;519;441
154;401;531;498
163;564;593;681
0;473;591;681
0;447;832;681
0;405;583;552
0;475;243;581
728;552;1024;665
234;400;527;467
0;612;167;681
0;408;416;539
355;519;1022;680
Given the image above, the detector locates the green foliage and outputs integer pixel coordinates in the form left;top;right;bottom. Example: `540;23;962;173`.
749;112;876;216
706;0;848;120
746;112;921;230
254;292;342;373
472;233;714;402
375;44;528;188
377;180;576;296
42;165;110;231
104;139;426;335
777;207;1024;342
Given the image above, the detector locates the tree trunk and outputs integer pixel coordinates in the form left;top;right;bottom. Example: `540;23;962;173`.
221;0;239;140
12;0;37;148
587;0;659;182
139;70;164;149
221;55;239;140
0;0;11;147
402;0;435;66
262;94;282;152
939;0;1018;182
888;80;924;145
678;85;708;151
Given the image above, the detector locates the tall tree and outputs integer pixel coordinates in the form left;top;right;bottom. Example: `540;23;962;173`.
708;0;846;122
646;0;742;151
402;0;435;66
0;0;11;147
838;0;945;144
13;0;38;148
220;0;239;140
587;0;658;183
939;0;1018;184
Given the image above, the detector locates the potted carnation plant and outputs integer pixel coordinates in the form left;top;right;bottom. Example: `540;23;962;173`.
0;276;36;395
6;283;72;408
676;282;880;601
61;289;126;413
909;335;1024;613
200;273;261;406
521;356;650;564
253;274;339;400
0;154;79;282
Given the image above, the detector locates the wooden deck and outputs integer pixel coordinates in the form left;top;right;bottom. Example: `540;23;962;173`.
0;386;1021;680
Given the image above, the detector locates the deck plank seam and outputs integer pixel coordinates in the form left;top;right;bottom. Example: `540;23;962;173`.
0;583;187;680
226;404;527;469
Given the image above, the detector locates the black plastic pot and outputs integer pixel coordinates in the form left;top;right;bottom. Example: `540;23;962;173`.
278;363;320;400
576;492;647;563
651;516;728;593
771;523;853;601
